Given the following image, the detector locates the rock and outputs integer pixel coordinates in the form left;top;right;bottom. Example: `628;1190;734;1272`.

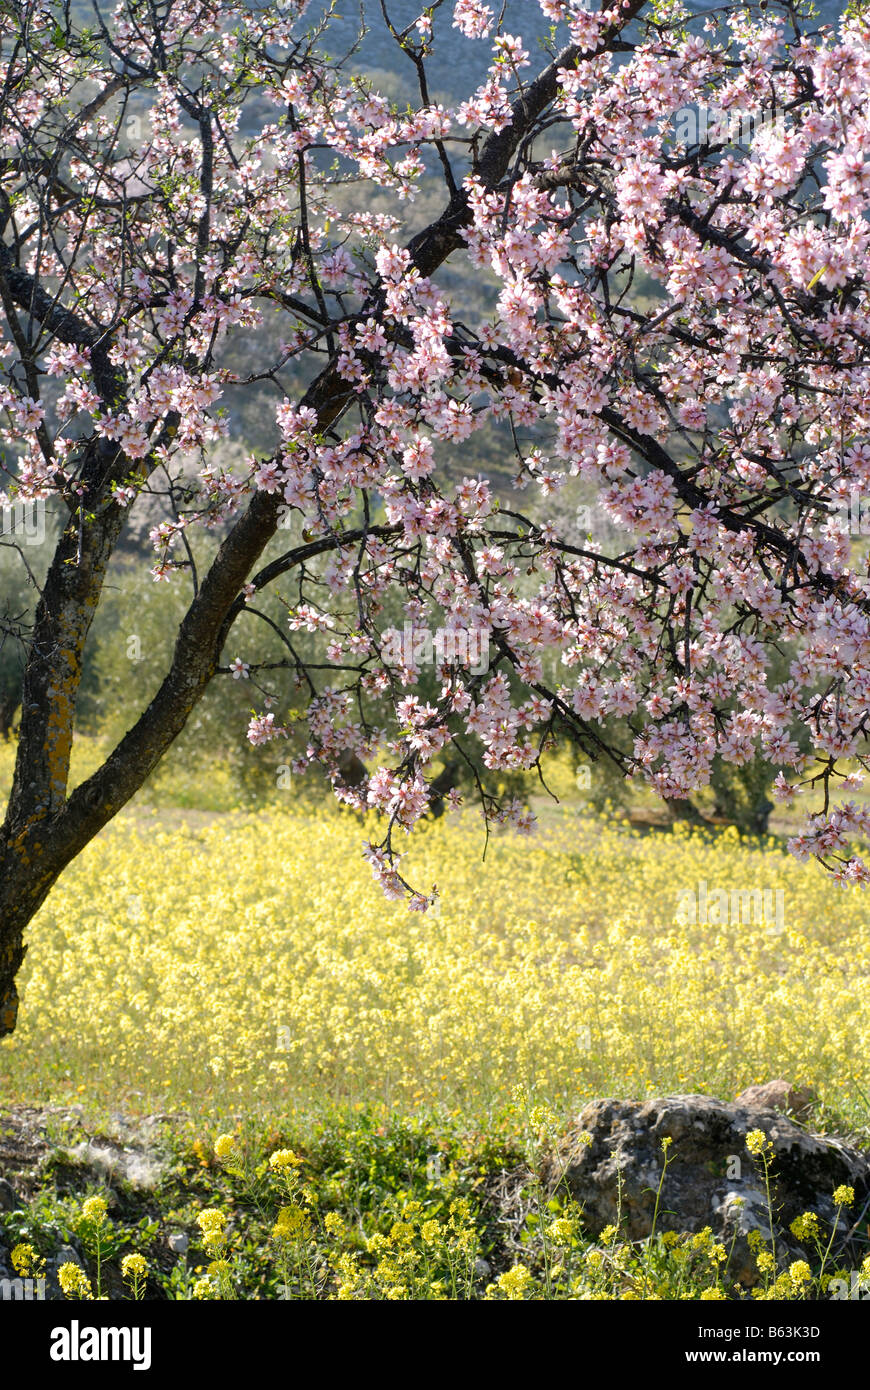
0;1178;20;1210
53;1244;81;1268
167;1233;189;1254
543;1094;870;1286
735;1080;818;1120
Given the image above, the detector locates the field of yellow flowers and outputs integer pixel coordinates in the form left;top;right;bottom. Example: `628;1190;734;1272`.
3;742;870;1301
2;745;868;1131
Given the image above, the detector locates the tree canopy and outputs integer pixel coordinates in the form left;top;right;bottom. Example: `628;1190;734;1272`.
1;0;869;1034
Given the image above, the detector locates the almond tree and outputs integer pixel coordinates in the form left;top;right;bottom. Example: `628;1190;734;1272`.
1;0;869;1035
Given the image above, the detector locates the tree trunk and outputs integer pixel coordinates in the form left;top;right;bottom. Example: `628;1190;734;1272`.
0;689;18;741
0;846;58;1034
663;795;708;827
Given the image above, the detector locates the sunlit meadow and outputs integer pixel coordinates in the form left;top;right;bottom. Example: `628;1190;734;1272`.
2;742;868;1131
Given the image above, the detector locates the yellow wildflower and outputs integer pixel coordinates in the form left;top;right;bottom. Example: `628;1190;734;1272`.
324;1212;345;1237
548;1217;577;1246
269;1149;302;1171
745;1130;772;1158
58;1263;93;1299
493;1264;534;1300
80;1196;108;1226
214;1134;236;1162
11;1243;43;1277
790;1212;820;1242
121;1254;148;1280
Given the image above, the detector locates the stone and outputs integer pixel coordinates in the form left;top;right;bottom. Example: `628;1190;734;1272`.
0;1178;19;1211
735;1080;818;1120
542;1094;870;1286
51;1245;82;1271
